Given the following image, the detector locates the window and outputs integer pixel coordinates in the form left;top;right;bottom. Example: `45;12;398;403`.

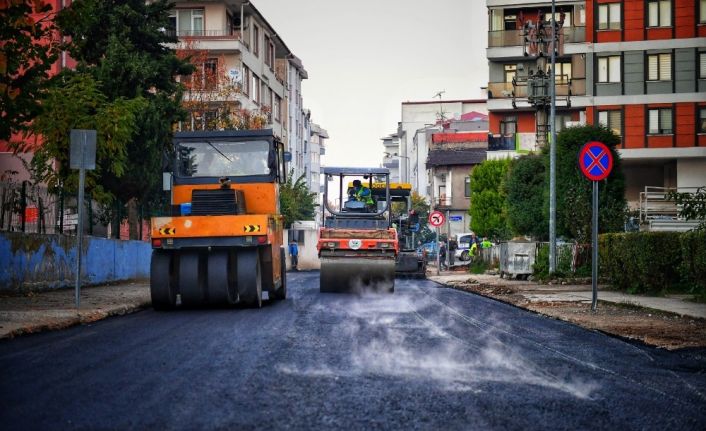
648;0;671;27
598;110;622;136
700;53;706;79
544;11;571;27
500;116;517;135
699;108;706;133
648;108;673;134
201;58;218;90
264;35;273;67
253;25;260;57
169;9;203;36
555;114;572;132
597;3;621;30
701;0;706;23
504;64;517;83
504;14;517;30
647;53;672;81
274;95;281;121
251;75;260;103
464;177;471;198
242;66;250;95
597;56;621;83
552;62;572;82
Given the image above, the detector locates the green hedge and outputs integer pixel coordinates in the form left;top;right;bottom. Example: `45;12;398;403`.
599;231;706;296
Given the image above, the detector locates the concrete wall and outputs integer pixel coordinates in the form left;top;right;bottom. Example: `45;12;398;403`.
0;232;151;291
677;159;706;189
283;227;320;270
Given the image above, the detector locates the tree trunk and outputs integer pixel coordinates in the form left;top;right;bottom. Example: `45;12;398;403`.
127;198;139;240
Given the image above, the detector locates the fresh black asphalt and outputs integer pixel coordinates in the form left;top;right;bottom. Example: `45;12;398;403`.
1;272;705;430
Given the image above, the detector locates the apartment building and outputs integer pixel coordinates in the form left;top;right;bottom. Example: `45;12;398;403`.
287;55;308;181
381;132;402;183
170;0;291;140
486;0;706;207
398;99;488;201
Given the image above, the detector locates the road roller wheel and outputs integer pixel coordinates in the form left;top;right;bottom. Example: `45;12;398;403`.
207;250;237;306
237;249;262;308
271;248;287;300
150;250;177;310
179;251;206;307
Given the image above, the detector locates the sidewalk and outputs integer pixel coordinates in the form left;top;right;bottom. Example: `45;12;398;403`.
0;281;150;339
428;272;706;319
427;270;706;349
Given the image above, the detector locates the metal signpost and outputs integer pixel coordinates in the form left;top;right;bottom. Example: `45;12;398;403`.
70;129;97;309
429;210;445;275
578;141;613;311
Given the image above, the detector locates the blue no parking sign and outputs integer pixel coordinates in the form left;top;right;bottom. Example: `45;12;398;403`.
578;141;613;181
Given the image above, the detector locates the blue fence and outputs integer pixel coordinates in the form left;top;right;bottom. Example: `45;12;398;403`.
0;232;151;291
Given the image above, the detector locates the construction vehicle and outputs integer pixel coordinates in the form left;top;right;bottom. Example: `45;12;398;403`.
149;129;288;309
384;183;426;278
317;167;398;293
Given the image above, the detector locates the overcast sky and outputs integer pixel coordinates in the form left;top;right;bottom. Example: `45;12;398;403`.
255;0;489;168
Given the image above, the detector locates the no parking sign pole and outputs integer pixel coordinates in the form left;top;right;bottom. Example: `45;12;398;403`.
578;141;613;312
429;211;445;275
70;130;97;309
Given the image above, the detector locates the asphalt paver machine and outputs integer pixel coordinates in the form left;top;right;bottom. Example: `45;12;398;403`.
317;167;398;293
149;129;288;309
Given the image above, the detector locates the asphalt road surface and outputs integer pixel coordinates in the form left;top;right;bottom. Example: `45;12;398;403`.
2;272;705;430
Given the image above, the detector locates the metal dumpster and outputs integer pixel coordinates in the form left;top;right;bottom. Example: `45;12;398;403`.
499;241;537;280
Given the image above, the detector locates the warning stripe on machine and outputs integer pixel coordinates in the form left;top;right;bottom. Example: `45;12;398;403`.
243;225;261;233
159;227;176;235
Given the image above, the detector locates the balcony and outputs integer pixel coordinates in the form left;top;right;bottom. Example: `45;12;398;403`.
167;29;243;39
488;29;522;47
434;196;452;209
488;26;585;48
488;82;526;99
488;135;516;151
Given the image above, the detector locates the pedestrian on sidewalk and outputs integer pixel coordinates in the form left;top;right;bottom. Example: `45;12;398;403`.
448;238;457;267
439;241;447;271
289;239;299;271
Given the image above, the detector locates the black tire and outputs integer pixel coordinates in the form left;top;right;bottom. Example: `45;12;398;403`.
207;250;237;306
271;248;287;300
461;250;470;261
237;249;262;308
179;251;205;307
150;250;177;310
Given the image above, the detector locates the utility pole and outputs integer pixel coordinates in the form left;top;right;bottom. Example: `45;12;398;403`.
549;0;557;274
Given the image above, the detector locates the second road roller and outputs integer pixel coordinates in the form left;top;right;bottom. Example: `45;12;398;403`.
317;167;398;293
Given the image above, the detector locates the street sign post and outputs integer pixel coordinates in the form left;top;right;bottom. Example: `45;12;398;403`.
578;141;613;312
70;129;97;309
429;211;445;275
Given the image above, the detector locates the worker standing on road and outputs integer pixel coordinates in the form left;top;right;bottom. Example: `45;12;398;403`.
439;241;447;271
349;179;374;208
289;239;299;271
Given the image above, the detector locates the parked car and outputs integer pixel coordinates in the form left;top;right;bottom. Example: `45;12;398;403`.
416;242;438;261
454;232;476;261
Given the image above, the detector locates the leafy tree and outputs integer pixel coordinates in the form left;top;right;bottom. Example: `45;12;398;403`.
18;73;146;204
469;159;512;240
0;0;58;141
669;186;706;230
505;154;547;239
28;0;193;238
280;170;317;227
549;125;626;242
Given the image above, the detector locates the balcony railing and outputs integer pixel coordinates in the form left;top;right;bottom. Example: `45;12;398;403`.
488;29;522;47
488;135;516;151
488;26;585;48
489;77;585;99
168;29;242;39
488;82;526;99
434;196;452;208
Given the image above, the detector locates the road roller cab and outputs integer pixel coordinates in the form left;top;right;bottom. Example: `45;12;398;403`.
317;167;398;293
149;129;288;309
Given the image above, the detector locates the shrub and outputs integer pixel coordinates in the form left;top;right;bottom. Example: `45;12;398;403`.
599;232;683;294
679;230;706;298
469;159;512;240
505;154;547;240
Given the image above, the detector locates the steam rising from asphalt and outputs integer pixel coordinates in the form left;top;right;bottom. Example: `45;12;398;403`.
277;280;599;399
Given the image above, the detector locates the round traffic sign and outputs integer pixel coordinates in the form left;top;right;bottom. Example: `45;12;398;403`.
429;210;445;227
578;141;613;181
